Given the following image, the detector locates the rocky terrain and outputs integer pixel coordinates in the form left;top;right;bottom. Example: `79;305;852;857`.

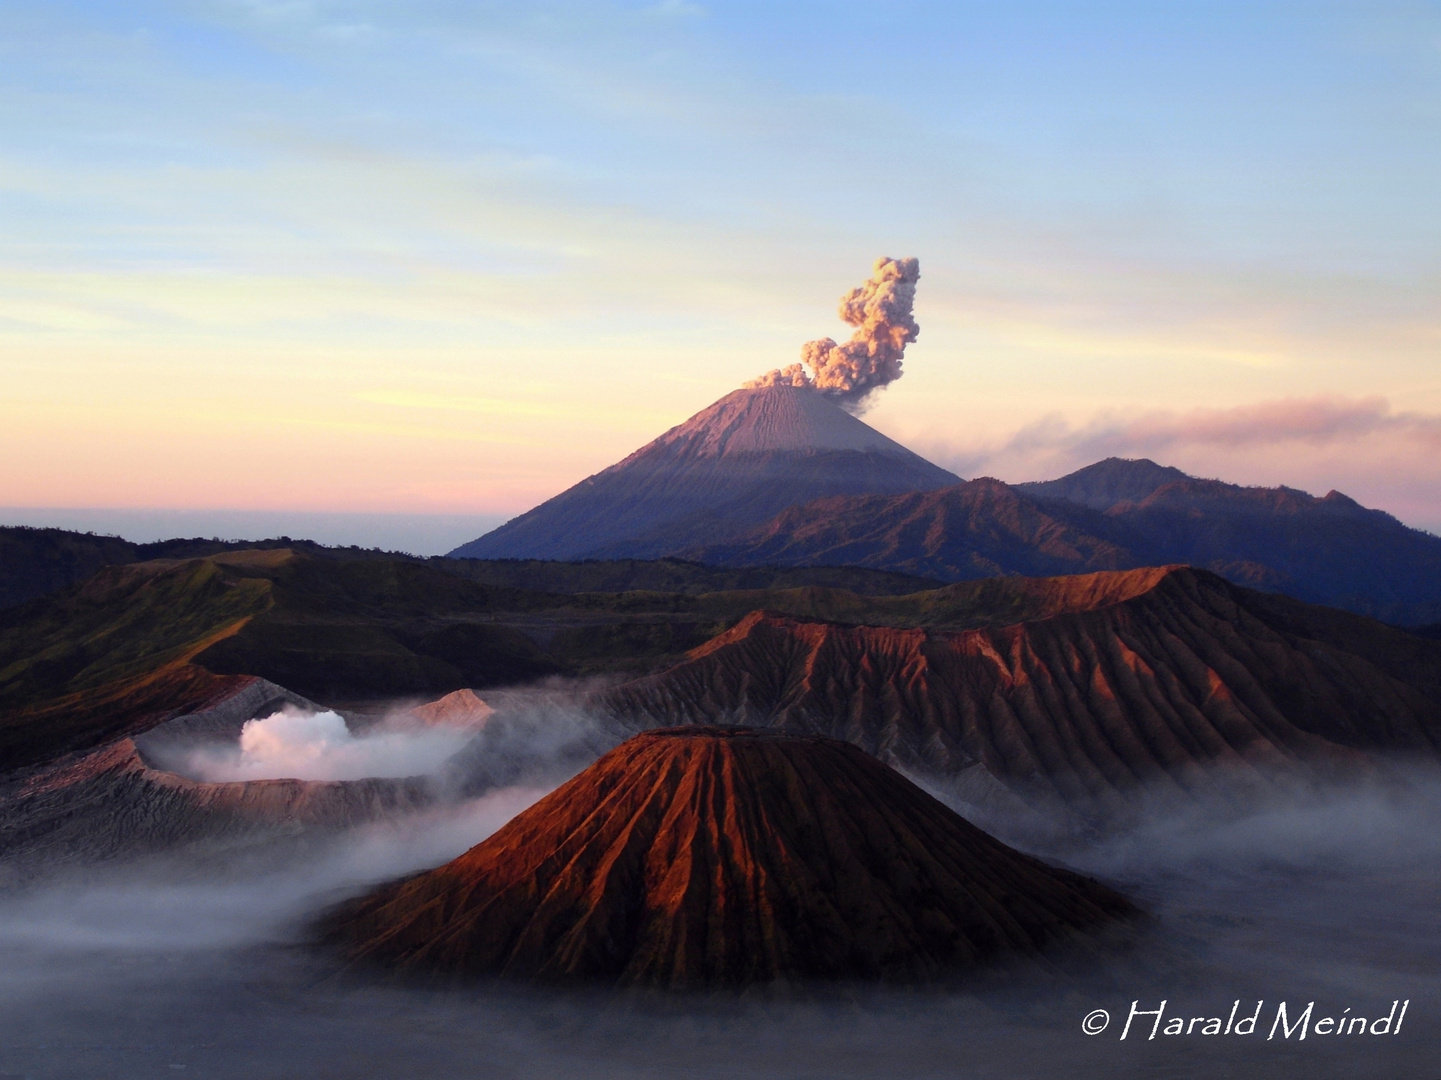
6;549;1441;876
600;567;1441;823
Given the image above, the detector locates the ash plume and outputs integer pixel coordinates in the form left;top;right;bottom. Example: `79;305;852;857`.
747;256;921;412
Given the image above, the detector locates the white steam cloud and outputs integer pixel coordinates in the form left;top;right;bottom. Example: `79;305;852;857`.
747;255;921;412
182;707;476;782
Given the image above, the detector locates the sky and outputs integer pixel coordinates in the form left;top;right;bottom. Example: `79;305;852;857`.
2;0;1439;550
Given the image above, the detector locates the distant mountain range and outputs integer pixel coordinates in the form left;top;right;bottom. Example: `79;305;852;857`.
446;385;1441;624
691;458;1441;625
10;387;1441;627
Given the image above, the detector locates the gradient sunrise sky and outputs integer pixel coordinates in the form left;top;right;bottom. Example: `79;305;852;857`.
3;1;1439;549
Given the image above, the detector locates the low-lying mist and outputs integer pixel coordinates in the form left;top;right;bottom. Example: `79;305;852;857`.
2;712;1438;1079
0;783;549;956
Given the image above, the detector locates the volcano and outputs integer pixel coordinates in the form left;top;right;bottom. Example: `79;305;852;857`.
449;385;959;561
322;727;1138;987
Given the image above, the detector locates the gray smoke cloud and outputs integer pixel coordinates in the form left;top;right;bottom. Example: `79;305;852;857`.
747;256;921;412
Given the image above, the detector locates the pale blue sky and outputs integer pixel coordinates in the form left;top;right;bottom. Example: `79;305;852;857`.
3;1;1439;538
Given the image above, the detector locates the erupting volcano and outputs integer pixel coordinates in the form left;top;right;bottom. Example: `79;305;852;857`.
450;385;958;561
322;727;1138;988
450;256;954;561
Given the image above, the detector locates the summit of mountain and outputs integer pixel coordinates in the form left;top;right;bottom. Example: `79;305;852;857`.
448;386;959;561
1015;457;1191;510
638;383;923;456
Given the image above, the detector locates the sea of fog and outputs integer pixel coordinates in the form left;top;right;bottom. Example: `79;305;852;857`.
2;737;1439;1079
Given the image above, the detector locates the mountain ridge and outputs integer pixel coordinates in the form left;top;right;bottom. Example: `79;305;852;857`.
597;566;1441;822
688;459;1441;624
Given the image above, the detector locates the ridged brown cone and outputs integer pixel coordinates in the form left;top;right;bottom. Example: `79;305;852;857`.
322;727;1138;988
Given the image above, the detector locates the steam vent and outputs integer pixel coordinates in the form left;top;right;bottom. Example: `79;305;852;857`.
323;728;1139;988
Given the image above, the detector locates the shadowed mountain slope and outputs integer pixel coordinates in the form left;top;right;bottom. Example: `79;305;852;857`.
0;525;413;612
0;527;141;611
0;554;275;769
433;556;941;597
0;545;948;774
187;550;562;701
0;550;561;769
598;568;1441;822
1021;458;1441;622
688;460;1441;625
323;727;1138;987
450;386;959;561
689;477;1132;582
1;524;941;620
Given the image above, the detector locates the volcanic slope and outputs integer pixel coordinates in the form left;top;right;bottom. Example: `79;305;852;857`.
449;385;959;561
0;553;274;770
599;567;1441;822
0;679;434;875
323;727;1138;987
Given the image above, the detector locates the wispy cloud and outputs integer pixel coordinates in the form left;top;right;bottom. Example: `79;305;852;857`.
932;395;1441;479
912;395;1441;532
1008;396;1441;461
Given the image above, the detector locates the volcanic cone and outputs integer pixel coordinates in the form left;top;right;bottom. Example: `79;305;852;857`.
323;727;1138;988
